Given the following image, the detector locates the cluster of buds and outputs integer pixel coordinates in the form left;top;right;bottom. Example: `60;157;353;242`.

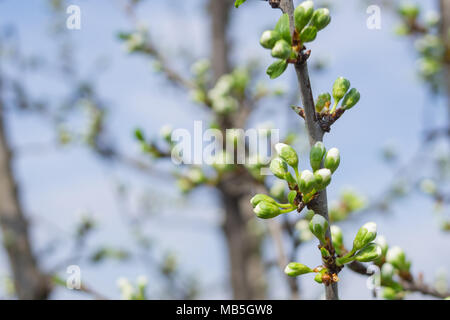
204;68;248;115
317;77;360;116
394;3;444;90
328;189;367;222
370;240;414;300
259;1;331;79
292;77;360;132
116;276;148;300
333;222;383;266
250;142;340;219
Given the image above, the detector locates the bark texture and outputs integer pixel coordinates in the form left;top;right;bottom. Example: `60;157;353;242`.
441;0;450;128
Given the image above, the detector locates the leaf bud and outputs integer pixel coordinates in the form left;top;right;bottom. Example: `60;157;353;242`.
324;147;340;173
284;262;313;277
254;201;281;219
275;143;299;168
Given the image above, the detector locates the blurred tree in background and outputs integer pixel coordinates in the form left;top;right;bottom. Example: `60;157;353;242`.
0;0;448;299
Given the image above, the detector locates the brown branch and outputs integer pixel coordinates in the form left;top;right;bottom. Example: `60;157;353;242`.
348;261;449;299
276;0;338;300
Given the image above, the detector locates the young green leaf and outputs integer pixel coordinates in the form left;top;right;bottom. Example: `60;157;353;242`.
266;60;288;79
234;0;247;8
274;14;292;44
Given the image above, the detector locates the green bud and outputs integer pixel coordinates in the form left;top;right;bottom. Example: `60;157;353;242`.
284;262;313;277
288;190;297;205
260;30;281;49
352;222;377;252
324;148;340;173
398;4;420;20
314;168;332;191
309;214;328;243
134;128;145;142
299;26;317;43
275;143;299;168
310;141;326;171
330;225;343;254
320;247;330;258
298;170;315;194
310;8;331;31
271;39;292;59
381;263;395;282
270;157;289;180
212;96;238;114
382;287;398;300
187;168;205;184
314;273;323;283
250;194;277;208
254;201;281;219
332;77;351;104
374;235;388;257
294;0;314;33
315;93;331;114
354;243;382;262
341;88;360;110
177;178;193;194
386;246;410;272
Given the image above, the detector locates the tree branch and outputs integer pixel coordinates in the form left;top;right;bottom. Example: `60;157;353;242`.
348;261;449;299
277;0;338;300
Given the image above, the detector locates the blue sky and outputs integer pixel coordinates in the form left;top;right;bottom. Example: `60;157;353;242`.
0;0;448;299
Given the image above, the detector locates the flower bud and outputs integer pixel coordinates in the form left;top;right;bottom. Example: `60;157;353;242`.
299;170;315;194
314;168;332;190
310;8;331;31
374;235;388;257
352;222;377;252
159;125;173;143
398;4;420;20
177;178;193;194
284;262;313;277
294;0;314;32
309;141;326;171
341;88;360;110
288;190;297;205
309;214;328;243
382;287;398;300
315;93;331;114
386;246;410;272
270;157;288;179
381;263;395;282
187;167;205;184
299;26;317;43
271;39;292;60
332;77;351;104
314;273;323;284
330;225;343;254
250;194;277;208
212;96;238;114
254;201;281;219
260;30;281;49
354;243;382;262
324;147;340;173
275;143;299;168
